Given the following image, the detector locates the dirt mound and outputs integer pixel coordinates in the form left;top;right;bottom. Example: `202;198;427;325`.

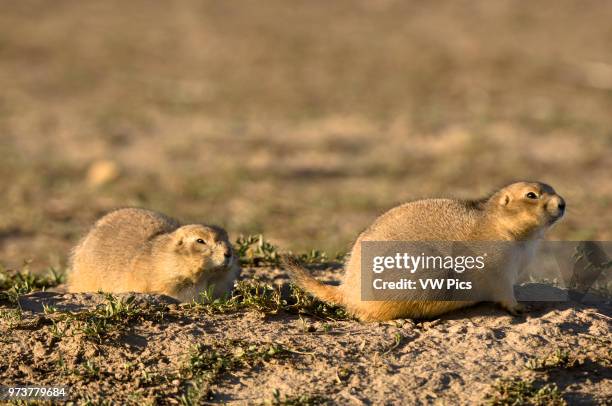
1;266;610;405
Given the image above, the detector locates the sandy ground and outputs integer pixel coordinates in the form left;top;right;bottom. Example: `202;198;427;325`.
1;1;612;272
1;266;610;405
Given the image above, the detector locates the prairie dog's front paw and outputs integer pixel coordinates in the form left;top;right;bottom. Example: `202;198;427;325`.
499;300;525;316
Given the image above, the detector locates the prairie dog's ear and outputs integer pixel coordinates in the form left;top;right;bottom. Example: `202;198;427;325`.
499;194;510;206
171;229;186;248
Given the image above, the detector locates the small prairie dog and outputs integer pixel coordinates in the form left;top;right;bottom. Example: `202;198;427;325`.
285;181;566;321
68;208;240;302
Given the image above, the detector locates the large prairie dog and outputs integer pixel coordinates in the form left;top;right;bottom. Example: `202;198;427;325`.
68;208;240;302
285;181;566;321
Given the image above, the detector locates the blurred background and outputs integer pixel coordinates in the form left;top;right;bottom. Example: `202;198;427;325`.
1;0;611;272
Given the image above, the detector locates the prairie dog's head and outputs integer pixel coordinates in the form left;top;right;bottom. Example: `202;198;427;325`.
171;224;236;276
492;181;565;238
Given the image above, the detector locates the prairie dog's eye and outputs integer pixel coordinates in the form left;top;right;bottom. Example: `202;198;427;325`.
525;192;538;199
196;238;206;244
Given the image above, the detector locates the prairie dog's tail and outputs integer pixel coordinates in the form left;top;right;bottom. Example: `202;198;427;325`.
282;256;344;305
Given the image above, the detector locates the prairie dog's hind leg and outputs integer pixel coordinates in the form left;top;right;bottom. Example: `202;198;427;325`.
498;297;525;316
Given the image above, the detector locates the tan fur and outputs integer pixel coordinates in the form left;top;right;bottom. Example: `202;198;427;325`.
284;181;565;321
67;208;240;302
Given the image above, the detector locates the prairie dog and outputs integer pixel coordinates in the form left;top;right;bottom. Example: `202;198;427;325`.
68;208;240;302
285;182;566;321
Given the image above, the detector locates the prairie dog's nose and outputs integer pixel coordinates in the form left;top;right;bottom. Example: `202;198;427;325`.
222;247;233;266
558;198;566;211
548;195;566;217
